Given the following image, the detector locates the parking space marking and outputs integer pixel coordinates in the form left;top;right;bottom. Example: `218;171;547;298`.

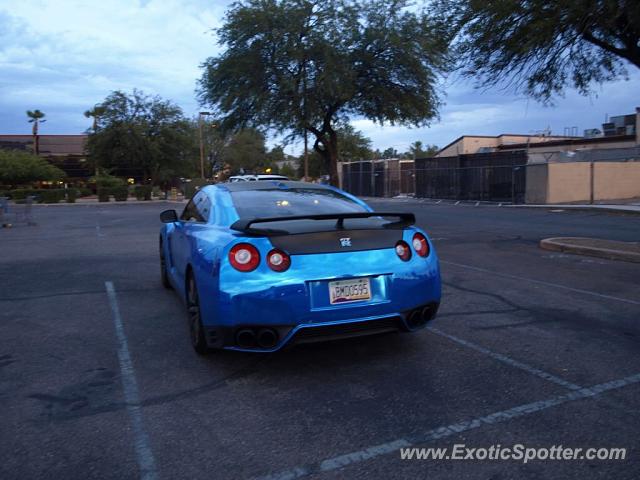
428;327;582;390
105;281;158;480
441;260;640;306
256;372;640;480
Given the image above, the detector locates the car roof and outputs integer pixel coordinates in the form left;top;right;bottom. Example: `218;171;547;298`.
213;180;333;192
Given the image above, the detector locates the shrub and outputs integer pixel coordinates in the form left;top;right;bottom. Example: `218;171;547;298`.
66;188;77;203
112;186;129;201
97;189;110;202
134;185;152;201
40;189;65;204
78;188;93;197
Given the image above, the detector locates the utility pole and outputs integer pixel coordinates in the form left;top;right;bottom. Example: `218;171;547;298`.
198;112;211;179
304;130;309;180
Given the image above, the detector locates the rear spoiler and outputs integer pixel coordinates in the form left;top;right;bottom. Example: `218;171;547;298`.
230;212;415;236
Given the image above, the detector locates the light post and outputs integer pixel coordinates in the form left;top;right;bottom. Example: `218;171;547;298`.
198;111;211;179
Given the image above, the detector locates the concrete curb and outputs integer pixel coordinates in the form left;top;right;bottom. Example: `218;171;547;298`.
19;200;186;206
509;204;640;214
540;237;640;263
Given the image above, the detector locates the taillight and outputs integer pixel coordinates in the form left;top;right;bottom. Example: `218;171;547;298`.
229;243;260;272
395;240;411;261
412;233;430;257
266;249;291;272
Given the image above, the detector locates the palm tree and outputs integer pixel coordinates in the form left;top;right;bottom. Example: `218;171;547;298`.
27;110;46;155
84;105;106;132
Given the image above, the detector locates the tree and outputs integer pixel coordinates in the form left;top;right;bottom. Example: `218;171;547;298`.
381;147;399;159
84;105;106;132
86;90;195;184
0;149;65;186
407;141;439;159
436;0;640;101
224;129;267;173
198;0;449;185
26;109;46;155
336;124;373;162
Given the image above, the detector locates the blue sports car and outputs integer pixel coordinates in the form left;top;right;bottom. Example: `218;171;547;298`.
159;181;441;353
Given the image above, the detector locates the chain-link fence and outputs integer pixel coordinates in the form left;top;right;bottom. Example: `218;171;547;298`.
340;149;640;204
341;151;528;203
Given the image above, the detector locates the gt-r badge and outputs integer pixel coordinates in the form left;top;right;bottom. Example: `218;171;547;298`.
340;237;352;247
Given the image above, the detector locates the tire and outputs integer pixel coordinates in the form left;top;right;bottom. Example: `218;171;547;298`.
187;273;208;355
160;240;172;290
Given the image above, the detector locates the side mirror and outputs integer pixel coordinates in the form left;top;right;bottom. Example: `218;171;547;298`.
160;209;178;223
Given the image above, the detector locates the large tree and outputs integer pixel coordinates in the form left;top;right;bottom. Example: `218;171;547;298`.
436;0;640;101
0;149;65;187
198;0;449;185
86;90;195;184
223;128;268;173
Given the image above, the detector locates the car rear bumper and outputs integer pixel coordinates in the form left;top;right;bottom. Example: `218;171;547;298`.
202;301;439;352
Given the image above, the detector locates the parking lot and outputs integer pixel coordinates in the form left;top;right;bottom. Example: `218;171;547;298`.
1;199;639;479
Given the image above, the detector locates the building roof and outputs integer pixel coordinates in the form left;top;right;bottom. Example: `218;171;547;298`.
0;134;87;156
496;134;636;150
435;134;579;156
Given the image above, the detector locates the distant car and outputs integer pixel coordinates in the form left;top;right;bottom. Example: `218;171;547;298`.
159;181;441;353
228;174;290;182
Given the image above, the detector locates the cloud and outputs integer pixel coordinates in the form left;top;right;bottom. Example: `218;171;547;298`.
0;0;230;134
1;1;638;153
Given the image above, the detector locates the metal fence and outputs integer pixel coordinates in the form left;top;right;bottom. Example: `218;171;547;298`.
341;151;529;203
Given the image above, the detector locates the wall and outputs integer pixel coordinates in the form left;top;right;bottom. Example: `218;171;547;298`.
546;163;591;203
525;164;548;204
594;162;640;201
530;161;640;204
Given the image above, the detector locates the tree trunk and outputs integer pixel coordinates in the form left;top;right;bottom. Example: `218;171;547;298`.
326;129;339;187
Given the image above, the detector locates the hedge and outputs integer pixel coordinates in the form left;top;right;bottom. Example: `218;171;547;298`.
134;185;152;201
112;186;129;201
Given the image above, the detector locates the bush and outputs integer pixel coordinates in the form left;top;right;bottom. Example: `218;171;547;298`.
97;189;110;202
40;189;65;204
112;186;129;201
78;188;93;197
66;188;77;203
134;185;152;201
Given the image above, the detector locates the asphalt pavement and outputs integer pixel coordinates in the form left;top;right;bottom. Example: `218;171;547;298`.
1;200;639;480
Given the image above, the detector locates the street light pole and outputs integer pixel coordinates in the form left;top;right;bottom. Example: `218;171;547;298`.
304;130;309;181
198;112;211;179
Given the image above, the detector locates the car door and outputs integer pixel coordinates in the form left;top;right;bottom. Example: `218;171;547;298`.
170;193;207;285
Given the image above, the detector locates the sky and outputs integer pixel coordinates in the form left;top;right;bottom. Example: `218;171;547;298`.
1;0;639;155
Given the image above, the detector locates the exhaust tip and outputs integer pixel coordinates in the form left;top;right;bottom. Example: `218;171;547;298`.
421;306;435;324
256;328;278;349
407;310;422;329
236;329;256;348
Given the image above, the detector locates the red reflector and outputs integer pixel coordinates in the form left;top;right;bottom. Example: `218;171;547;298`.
266;249;291;272
229;243;260;272
412;233;430;257
395;240;411;261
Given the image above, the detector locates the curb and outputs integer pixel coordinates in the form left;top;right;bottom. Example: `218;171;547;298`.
19;200;186;206
540;237;640;263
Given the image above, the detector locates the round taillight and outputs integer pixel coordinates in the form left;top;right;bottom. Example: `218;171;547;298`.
229;243;260;272
412;233;430;257
395;240;411;261
266;249;291;272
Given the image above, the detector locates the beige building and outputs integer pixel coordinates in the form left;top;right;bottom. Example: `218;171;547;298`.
435;134;577;158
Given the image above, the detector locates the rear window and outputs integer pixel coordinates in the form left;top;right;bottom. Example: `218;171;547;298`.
230;188;366;218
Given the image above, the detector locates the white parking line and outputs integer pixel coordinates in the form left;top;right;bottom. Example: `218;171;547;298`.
256;372;640;480
105;281;158;480
441;260;640;306
428;327;582;390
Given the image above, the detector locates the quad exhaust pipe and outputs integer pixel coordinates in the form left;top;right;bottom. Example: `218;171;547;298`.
406;303;438;329
235;327;279;349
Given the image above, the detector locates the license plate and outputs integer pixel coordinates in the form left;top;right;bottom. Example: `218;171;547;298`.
329;277;371;305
